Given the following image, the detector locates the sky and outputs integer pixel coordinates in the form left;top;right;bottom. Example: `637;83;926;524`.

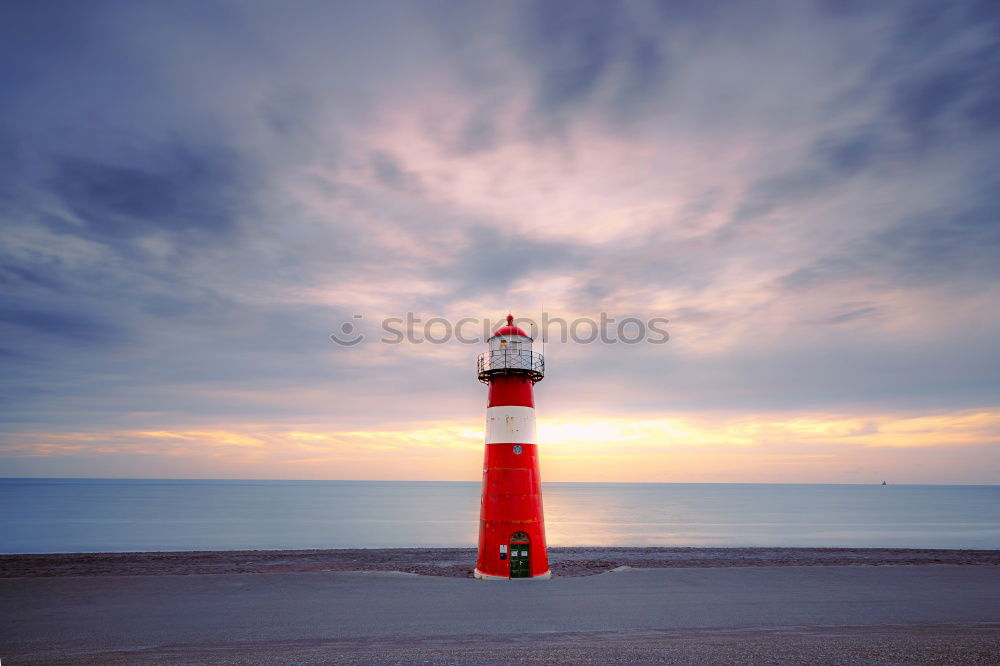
1;0;998;483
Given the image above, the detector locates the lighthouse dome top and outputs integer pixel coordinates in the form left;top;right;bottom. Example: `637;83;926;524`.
490;314;532;340
479;314;544;384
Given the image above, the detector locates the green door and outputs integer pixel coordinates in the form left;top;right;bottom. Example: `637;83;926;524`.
509;542;530;578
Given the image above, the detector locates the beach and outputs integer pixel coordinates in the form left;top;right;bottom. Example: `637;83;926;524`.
2;546;999;578
2;548;998;664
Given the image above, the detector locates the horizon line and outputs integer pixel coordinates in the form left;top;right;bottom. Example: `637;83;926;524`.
0;477;995;487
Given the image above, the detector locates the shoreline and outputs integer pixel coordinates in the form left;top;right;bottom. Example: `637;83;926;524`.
3;546;998;578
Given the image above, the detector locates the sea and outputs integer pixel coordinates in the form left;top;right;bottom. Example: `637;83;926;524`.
1;479;997;554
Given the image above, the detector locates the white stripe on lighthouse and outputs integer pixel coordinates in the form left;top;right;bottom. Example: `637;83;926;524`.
485;406;537;444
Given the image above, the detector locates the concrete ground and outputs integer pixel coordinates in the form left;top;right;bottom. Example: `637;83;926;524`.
2;565;999;664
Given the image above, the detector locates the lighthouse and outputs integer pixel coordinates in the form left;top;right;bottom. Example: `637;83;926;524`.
474;314;550;579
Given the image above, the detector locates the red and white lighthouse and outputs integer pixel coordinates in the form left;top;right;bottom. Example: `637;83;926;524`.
474;314;550;580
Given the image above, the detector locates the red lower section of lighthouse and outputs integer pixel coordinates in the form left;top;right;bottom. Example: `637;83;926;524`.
475;442;550;579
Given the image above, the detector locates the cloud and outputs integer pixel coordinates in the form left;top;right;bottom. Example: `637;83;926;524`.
522;0;627;112
777;176;1000;291
46;144;247;242
0;306;121;345
880;3;1000;145
442;226;581;297
0;1;997;481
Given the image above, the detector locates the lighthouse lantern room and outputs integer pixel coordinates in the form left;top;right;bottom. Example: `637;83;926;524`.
474;314;550;579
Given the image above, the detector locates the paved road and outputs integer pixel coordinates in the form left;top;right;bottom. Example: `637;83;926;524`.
2;566;999;663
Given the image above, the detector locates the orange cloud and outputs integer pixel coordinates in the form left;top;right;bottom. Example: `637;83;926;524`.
2;407;998;483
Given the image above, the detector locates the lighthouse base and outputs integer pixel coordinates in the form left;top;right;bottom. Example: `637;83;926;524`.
474;568;552;580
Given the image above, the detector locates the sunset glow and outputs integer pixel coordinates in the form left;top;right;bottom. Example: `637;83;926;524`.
5;407;996;483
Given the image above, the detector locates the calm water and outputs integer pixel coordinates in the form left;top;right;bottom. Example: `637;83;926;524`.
1;479;997;554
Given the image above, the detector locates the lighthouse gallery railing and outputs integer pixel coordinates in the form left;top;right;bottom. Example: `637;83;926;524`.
477;350;545;383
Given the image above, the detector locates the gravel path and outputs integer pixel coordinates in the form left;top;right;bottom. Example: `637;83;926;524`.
25;626;1000;665
2;566;999;665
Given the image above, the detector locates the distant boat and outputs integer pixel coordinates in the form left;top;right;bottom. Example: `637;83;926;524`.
882;480;887;485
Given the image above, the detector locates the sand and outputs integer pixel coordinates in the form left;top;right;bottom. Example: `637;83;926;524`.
1;548;999;664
